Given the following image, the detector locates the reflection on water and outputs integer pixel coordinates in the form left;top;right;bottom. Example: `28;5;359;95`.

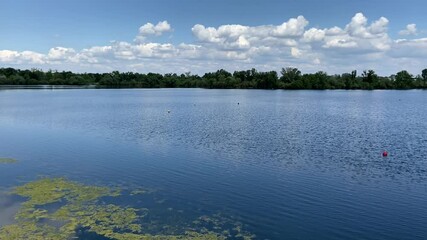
0;192;21;227
0;89;427;239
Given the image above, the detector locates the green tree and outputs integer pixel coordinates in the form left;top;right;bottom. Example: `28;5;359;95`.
280;67;301;84
395;70;413;89
361;70;378;84
313;71;330;89
256;71;278;89
422;68;427;87
341;73;353;89
351;70;357;80
11;74;25;85
0;74;8;84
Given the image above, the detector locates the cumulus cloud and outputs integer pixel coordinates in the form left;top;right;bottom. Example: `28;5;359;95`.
0;50;20;63
321;13;390;51
369;17;389;35
271;16;309;37
136;20;172;42
75;46;113;63
20;51;45;64
303;28;326;42
345;13;388;38
191;16;309;51
0;13;426;75
399;24;417;36
48;47;76;61
291;47;302;58
0;50;45;64
391;38;427;58
323;38;358;49
191;24;250;46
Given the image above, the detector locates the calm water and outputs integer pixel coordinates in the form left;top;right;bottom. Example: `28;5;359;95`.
1;89;427;239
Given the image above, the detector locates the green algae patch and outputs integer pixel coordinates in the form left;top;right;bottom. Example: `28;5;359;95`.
0;221;65;240
0;158;17;164
13;178;114;207
0;178;138;239
0;178;254;240
193;214;255;240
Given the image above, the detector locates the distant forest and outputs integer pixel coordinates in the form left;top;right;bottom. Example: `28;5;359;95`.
1;67;426;89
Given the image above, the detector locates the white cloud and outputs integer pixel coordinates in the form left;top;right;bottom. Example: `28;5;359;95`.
303;28;326;42
320;13;391;52
0;50;20;63
84;46;113;56
136;21;172;42
76;46;113;63
325;27;344;35
191;16;308;50
20;51;45;64
48;47;76;61
345;13;369;38
291;47;302;58
111;41;135;60
191;24;253;49
191;24;222;43
271;16;309;37
134;43;177;58
399;24;417;36
369;17;389;34
391;38;427;58
345;13;389;39
0;13;426;75
323;38;358;49
0;50;45;64
177;43;203;58
236;36;250;49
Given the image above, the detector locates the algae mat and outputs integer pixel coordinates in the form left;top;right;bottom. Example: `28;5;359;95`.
0;178;254;240
0;158;17;164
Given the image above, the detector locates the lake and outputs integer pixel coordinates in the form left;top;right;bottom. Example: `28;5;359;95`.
0;89;426;239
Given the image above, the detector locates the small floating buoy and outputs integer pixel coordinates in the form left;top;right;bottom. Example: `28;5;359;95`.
382;151;388;157
167;110;170;113
237;102;239;105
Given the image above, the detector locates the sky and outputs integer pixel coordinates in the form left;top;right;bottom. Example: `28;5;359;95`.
0;0;426;76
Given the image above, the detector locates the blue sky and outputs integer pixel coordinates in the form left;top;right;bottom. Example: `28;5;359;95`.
1;0;426;75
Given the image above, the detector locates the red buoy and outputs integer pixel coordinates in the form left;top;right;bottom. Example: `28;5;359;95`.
382;151;388;157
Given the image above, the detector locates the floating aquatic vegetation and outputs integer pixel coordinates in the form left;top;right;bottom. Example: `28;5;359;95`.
192;214;255;240
0;158;17;164
0;221;64;240
0;178;131;239
0;178;254;240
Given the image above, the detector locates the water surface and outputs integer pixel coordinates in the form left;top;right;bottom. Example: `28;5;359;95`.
0;89;426;239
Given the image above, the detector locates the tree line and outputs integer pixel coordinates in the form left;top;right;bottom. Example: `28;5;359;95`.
0;67;426;89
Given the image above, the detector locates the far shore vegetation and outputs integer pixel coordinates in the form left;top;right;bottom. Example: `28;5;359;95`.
1;67;427;90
